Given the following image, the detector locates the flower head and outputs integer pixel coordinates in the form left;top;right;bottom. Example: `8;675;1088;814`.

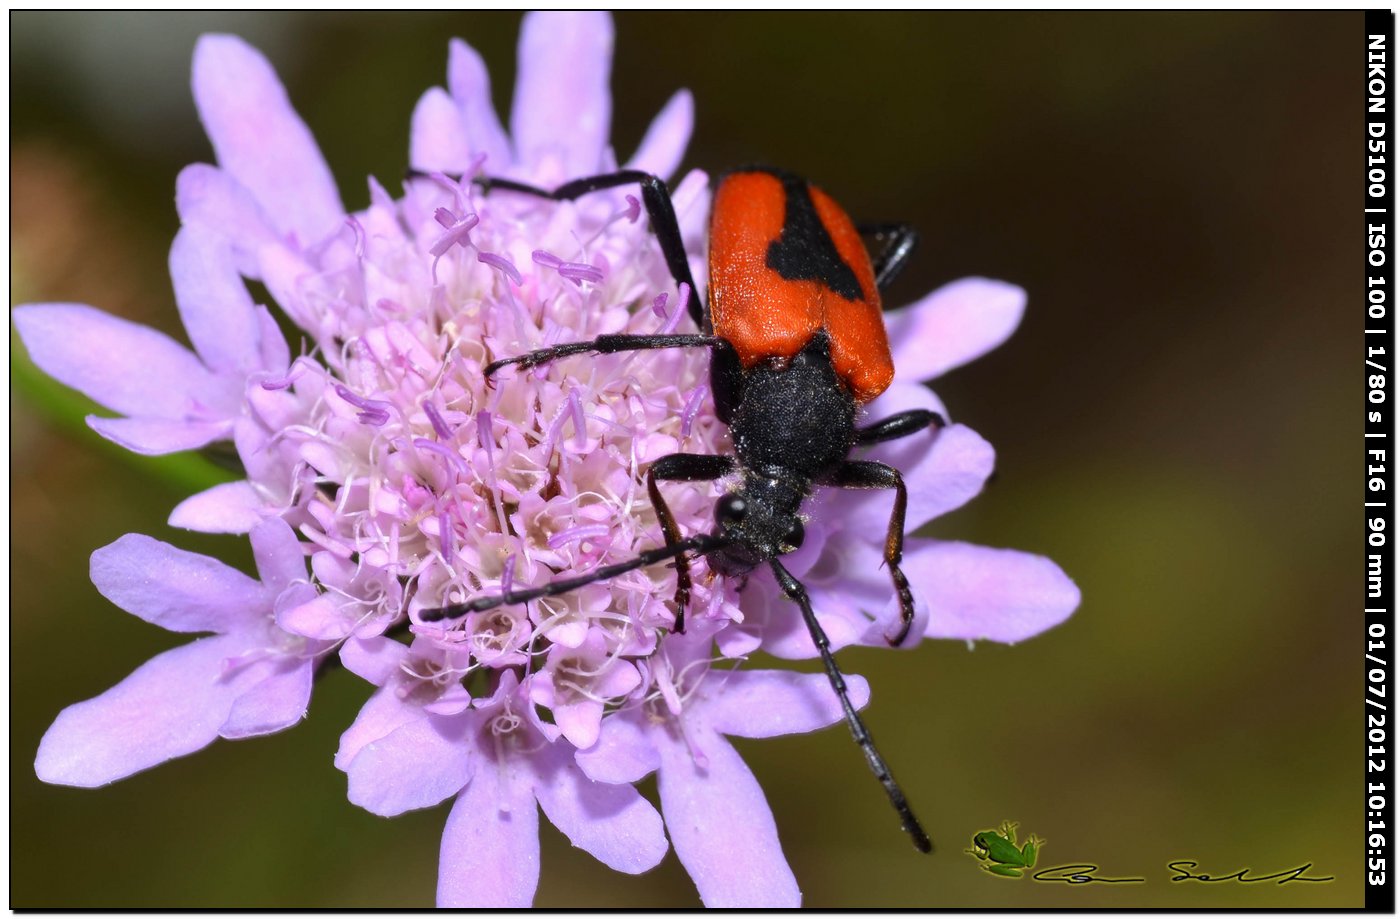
18;11;1078;908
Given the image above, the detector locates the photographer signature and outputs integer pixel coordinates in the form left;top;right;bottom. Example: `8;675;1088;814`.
1165;861;1334;885
967;823;1333;885
1030;864;1145;884
1025;860;1333;886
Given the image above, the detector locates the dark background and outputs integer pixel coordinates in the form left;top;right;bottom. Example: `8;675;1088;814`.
12;11;1358;907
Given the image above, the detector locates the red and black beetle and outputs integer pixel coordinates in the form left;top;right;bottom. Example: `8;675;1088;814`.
419;165;943;853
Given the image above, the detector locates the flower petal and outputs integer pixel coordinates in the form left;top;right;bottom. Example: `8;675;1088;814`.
904;540;1080;643
169;225;261;374
249;517;308;594
552;696;605;751
175;163;279;277
437;767;540;908
713;623;762;658
219;657;312;738
86;416;232;456
447;38;511;168
510;11;614;177
867;583;932;649
255;242;321;332
531;743;667;874
336;682;421;770
35;634;248;787
625;89;693;179
575;710;661;784
671;167;711;247
276;595;349;641
860;379;948;443
657;726;800;907
409;86;472;174
747;572;866;660
192;34;344;247
347;713;476;816
254;305;291;376
14;304;223;418
169;480;266;534
802;525;888;608
703;670;869;739
848;422;995;536
886;277;1025;382
339;635;411;687
90;533;265;634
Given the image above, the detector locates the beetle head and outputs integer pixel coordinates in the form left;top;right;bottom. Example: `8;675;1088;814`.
705;472;806;577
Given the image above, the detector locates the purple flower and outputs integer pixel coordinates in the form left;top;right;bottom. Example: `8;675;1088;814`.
575;632;871;907
335;642;666;908
35;518;327;786
18;10;1079;908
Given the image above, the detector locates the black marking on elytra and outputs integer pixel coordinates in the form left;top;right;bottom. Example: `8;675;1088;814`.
763;172;863;301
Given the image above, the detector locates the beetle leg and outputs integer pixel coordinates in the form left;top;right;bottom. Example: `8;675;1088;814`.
647;453;737;631
822;459;918;646
857;222;919;291
854;408;946;446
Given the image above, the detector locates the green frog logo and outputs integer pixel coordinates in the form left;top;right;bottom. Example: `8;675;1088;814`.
967;821;1044;878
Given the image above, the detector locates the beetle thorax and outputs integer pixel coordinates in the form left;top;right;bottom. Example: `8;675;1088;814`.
727;333;858;479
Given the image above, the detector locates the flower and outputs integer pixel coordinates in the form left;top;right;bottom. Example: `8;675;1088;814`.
575;631;871;908
335;641;667;908
18;11;1079;908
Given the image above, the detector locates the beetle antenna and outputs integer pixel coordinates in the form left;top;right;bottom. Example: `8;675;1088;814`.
770;558;933;853
420;533;733;623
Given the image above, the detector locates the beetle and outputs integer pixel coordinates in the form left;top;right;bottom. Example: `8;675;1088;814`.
417;165;944;853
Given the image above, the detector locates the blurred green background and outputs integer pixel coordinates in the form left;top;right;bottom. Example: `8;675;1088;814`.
11;11;1360;908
